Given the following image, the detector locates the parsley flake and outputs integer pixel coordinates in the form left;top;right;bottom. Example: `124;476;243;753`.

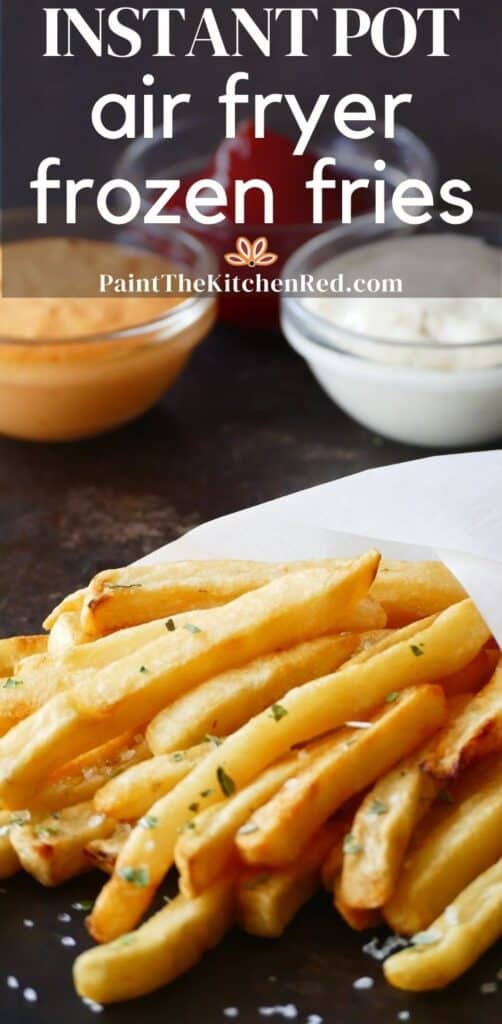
200;789;213;798
139;815;158;830
411;930;440;947
107;584;142;591
74;899;94;913
119;866;150;888
269;703;288;722
184;623;202;635
238;822;259;836
369;799;388;816
165;619;176;632
343;833;363;855
203;735;223;747
171;752;185;762
35;826;61;839
385;691;400;704
410;644;425;657
139;666;149;675
188;803;200;813
3;677;23;690
217;766;235;798
111;933;137;948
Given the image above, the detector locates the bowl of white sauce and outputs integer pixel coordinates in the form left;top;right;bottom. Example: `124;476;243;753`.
281;214;502;447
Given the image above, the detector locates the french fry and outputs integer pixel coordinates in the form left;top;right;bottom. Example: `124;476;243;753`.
33;733;149;814
321;838;345;892
81;558;377;637
95;742;214;821
89;599;487;943
384;753;502;935
423;657;502;779
10;801;117;886
384;858;502;991
0;811;22;878
237;823;342;938
86;825;132;875
237;685;447;867
0;634;47;676
43;588;86;631
370;561;465;626
147;633;359;756
175;750;313;897
48;612;85;656
438;646;499;697
0;557;380;809
74;879;235;1004
334;878;382;931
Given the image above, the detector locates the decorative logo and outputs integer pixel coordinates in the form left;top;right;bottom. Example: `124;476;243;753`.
224;236;279;269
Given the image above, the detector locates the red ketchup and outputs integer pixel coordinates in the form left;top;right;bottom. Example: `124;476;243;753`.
170;121;373;329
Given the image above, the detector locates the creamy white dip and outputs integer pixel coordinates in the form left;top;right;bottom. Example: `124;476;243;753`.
304;235;502;371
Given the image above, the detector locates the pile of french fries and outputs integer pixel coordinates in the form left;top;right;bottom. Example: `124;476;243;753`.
0;553;501;1004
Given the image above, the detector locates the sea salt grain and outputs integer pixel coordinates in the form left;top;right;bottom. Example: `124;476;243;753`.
258;1005;298;1019
223;1009;239;1019
397;1013;411;1021
61;936;76;947
57;912;71;923
23;919;34;928
82;997;104;1014
353;976;374;991
306;1015;324;1024
23;988;38;1003
6;976;19;989
363;935;408;961
480;982;498;995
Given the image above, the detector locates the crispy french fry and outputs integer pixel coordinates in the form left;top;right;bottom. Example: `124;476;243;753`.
88;600;486;943
438;646;499;697
81;558;377;637
237;685;447;867
321;839;345;892
95;742;214;821
48;612;85;656
86;825;132;875
237;823;342;938
10;801;117;886
423;657;502;779
43;588;86;631
75;880;235;1004
384;753;502;935
175;750;312;897
147;633;359;756
33;733;149;814
334;878;382;932
370;561;465;626
0;811;22;878
0;635;47;676
384;858;502;991
0;557;379;809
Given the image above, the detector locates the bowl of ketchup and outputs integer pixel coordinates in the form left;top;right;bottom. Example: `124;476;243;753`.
118;116;436;330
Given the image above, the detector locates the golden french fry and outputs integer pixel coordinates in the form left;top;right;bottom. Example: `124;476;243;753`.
384;857;502;991
88;599;486;943
10;801;116;886
334;878;382;932
0;811;22;878
237;685;447;867
95;742;214;821
175;750;311;897
33;733;149;814
321;839;345;892
48;612;85;656
147;633;359;756
423;657;502;779
384;753;502;935
74;879;235;1004
86;825;132;875
237;823;342;938
0;635;47;676
370;561;465;626
43;588;86;631
438;647;499;697
0;557;379;809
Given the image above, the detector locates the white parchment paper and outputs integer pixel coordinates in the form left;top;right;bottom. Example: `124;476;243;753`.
139;451;502;644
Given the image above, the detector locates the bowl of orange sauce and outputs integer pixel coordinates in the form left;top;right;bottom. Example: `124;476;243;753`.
0;209;217;442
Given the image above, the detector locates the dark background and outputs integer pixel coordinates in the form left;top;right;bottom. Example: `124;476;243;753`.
0;3;501;1023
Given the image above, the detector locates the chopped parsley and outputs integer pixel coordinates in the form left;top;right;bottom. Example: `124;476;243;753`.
171;752;185;762
203;734;223;747
119;866;150;888
269;703;288;722
162;895;172;904
369;799;388;816
3;677;23;689
107;584;142;591
188;803;200;813
200;789;213;798
165;619;176;632
184;623;202;635
35;825;61;839
217;766;235;798
139;815;158;830
74;899;94;913
343;833;364;855
410;644;425;657
139;666;149;674
385;691;400;704
0;812;30;837
111;933;137;948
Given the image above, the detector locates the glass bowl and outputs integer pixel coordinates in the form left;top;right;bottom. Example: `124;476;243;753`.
116;114;437;329
0;208;217;442
281;212;502;447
